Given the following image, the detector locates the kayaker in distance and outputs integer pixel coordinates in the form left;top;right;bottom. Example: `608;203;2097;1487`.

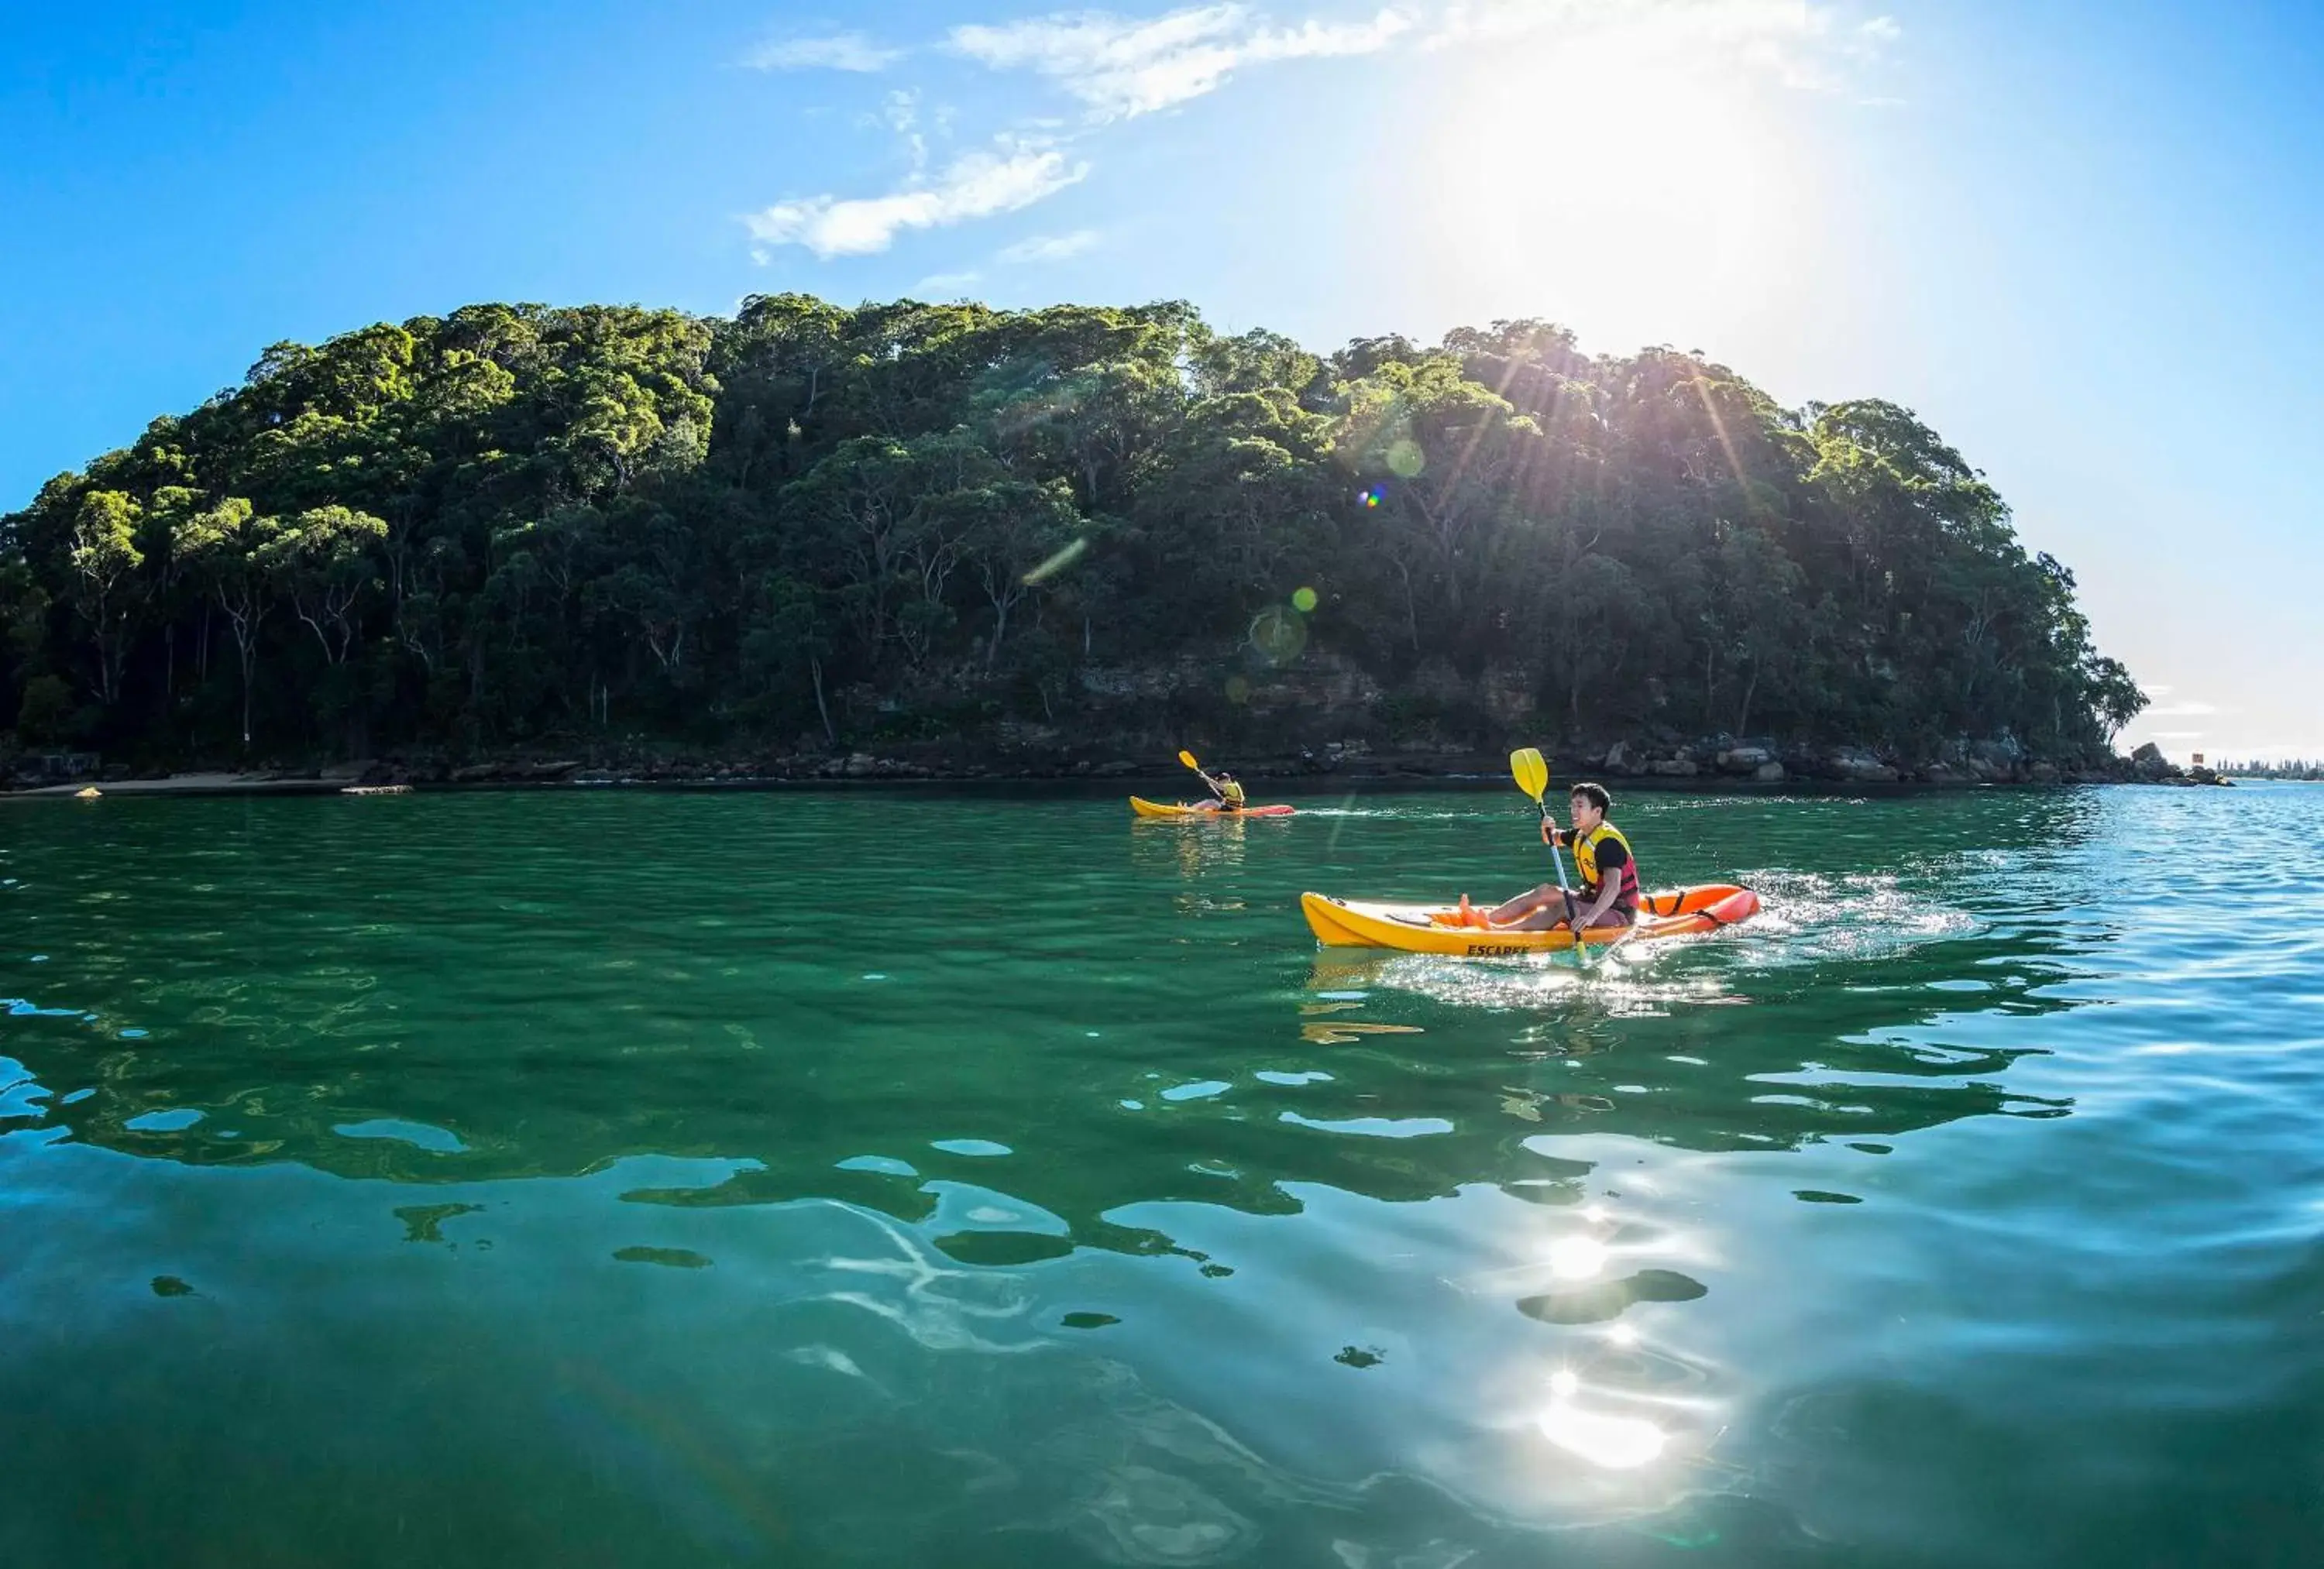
1187;764;1246;813
1471;781;1638;930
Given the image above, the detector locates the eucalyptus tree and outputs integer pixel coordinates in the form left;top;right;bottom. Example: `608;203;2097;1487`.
65;489;146;707
170;498;280;749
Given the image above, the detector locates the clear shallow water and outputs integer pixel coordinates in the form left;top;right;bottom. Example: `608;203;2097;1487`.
4;783;2322;1567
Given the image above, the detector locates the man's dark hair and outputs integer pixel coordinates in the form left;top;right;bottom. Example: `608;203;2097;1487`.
1569;781;1611;813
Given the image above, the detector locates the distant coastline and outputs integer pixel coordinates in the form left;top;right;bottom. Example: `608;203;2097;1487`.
5;736;2233;798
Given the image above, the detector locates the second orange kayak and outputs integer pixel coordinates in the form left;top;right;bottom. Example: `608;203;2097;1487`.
1130;796;1296;819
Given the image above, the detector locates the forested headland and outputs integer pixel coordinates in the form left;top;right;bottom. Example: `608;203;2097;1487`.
0;296;2147;784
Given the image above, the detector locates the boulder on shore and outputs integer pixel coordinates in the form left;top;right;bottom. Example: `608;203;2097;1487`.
1828;747;1899;784
2129;741;2182;782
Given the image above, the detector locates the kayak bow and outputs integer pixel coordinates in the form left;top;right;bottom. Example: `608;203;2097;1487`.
1300;884;1758;956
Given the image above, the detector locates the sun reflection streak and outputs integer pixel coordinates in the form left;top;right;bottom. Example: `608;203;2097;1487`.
1547;1234;1607;1280
1538;1365;1677;1471
1540;1390;1669;1471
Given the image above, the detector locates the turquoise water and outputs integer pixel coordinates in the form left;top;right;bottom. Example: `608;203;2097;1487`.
3;783;2321;1566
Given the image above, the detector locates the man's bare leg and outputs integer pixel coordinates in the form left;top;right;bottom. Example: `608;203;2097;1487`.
1487;884;1567;925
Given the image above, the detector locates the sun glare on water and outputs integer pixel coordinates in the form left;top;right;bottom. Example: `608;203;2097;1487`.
1542;1382;1669;1471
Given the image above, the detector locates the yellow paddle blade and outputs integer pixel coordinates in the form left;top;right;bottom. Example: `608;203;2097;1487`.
1510;747;1549;803
1178;749;1200;771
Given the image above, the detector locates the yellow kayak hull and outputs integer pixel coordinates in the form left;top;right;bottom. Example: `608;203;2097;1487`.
1300;884;1759;956
1129;796;1296;819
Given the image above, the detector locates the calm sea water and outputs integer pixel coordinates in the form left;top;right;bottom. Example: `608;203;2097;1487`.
4;783;2321;1567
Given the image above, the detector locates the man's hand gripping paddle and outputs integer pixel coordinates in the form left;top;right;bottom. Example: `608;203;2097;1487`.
1178;749;1222;802
1509;747;1582;949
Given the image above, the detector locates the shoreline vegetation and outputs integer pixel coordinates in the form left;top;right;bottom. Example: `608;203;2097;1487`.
8;736;2234;798
5;297;2150;786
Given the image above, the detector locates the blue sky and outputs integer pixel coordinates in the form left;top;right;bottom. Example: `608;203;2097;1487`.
5;0;2319;757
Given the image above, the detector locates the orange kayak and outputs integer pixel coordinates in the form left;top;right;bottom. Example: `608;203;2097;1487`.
1300;884;1759;956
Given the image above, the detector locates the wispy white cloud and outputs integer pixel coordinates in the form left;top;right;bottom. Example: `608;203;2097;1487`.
1427;0;1898;92
871;90;930;173
950;5;1414;119
914;270;985;295
941;2;1892;119
744;31;903;72
996;228;1102;263
741;1;1896;262
2145;701;2223;717
746;146;1089;259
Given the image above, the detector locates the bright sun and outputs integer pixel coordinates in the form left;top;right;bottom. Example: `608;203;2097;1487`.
1422;26;1813;349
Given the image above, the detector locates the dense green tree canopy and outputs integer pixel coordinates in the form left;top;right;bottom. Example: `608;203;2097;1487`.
0;297;2142;763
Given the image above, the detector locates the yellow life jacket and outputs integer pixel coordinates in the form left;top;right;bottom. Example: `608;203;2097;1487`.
1573;822;1639;906
1220;778;1246;808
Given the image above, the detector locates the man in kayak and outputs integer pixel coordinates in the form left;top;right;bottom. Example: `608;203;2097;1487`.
1477;781;1638;930
1188;767;1246;813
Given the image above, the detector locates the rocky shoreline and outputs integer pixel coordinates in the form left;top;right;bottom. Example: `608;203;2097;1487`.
6;735;2235;796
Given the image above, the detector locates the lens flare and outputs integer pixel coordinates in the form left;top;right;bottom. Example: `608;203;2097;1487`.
1247;605;1308;664
1291;586;1318;613
1019;536;1088;585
